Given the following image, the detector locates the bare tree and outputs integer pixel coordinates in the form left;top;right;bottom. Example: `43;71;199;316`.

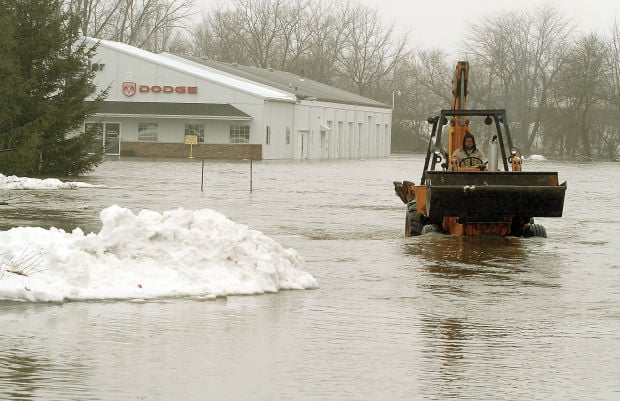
608;19;620;110
287;0;347;84
335;4;408;97
599;20;620;159
272;0;314;71
411;49;452;107
524;6;573;153
389;50;452;151
551;33;608;158
193;0;312;70
65;0;195;52
463;5;573;154
211;0;291;68
192;0;408;98
193;9;250;63
66;0;121;38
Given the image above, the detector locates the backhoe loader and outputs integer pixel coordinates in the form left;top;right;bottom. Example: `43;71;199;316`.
393;61;566;237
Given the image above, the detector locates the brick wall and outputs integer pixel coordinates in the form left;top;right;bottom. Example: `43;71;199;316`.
120;142;262;160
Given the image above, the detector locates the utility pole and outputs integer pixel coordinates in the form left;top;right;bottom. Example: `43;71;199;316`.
392;90;401;110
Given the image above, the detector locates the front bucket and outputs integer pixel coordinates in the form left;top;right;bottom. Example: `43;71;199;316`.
424;171;566;221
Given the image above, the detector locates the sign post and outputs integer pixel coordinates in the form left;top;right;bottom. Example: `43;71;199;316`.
185;134;198;159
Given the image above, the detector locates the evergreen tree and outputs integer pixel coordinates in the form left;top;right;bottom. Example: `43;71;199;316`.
0;0;107;177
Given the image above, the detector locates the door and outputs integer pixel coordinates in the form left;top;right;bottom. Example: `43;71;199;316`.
297;130;309;159
321;130;329;158
105;123;120;155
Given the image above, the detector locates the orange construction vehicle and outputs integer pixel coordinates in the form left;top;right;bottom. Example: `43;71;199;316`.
394;61;567;237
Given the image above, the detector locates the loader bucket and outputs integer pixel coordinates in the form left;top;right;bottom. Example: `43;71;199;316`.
424;171;566;222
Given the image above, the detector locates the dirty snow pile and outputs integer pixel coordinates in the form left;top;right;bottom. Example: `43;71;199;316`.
0;173;107;190
0;175;317;303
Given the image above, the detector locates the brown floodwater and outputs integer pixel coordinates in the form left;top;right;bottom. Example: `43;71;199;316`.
1;155;619;400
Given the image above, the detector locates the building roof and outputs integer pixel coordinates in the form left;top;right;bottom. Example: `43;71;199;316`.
173;56;390;109
89;38;296;103
90;102;252;120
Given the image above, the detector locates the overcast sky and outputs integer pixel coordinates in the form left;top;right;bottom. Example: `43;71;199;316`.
195;0;619;53
359;0;619;52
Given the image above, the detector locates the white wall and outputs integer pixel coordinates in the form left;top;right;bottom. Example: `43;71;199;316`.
92;45;266;107
85;117;243;144
292;101;392;160
261;101;296;159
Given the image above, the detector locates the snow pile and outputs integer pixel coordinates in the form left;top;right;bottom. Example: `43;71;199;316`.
526;154;547;161
0;173;107;190
0;205;318;302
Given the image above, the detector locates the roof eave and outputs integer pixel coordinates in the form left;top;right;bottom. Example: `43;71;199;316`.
93;112;253;121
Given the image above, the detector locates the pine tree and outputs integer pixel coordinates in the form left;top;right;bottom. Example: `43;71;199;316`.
0;0;107;177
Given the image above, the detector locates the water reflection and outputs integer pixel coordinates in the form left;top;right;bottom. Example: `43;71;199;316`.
421;315;466;365
419;315;468;399
0;304;100;401
404;235;527;270
0;349;38;400
401;233;568;399
0;189;100;232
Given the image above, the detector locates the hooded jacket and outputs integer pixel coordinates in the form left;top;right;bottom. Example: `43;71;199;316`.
452;132;486;165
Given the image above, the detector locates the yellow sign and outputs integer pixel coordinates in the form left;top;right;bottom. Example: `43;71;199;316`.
185;134;198;145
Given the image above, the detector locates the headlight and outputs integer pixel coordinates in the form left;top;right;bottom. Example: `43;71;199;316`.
433;147;443;163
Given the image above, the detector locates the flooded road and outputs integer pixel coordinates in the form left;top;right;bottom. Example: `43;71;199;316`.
1;155;619;400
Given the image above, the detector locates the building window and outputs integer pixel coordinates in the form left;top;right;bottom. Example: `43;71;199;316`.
138;122;158;141
230;125;250;143
185;124;205;143
265;126;271;145
285;127;290;144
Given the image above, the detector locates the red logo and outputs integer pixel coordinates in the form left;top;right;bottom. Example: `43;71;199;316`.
138;85;198;94
122;82;136;97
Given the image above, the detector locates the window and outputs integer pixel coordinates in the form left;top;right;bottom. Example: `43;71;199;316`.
285;127;290;145
185;124;205;143
265;126;271;145
230;125;250;143
138;122;158;141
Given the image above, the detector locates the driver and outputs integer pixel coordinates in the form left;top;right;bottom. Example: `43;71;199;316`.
452;132;486;166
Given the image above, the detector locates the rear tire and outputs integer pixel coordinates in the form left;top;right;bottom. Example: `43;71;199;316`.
525;223;547;238
406;200;424;236
421;224;441;235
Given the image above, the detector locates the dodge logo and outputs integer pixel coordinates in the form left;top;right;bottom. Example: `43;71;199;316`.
122;82;136;97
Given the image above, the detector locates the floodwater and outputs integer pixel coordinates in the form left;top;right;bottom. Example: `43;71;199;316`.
1;155;619;400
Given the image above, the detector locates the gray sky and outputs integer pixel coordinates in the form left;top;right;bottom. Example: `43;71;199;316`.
360;0;619;52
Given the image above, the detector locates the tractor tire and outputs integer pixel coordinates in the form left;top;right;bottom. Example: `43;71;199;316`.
406;200;424;236
525;223;547;238
421;224;442;235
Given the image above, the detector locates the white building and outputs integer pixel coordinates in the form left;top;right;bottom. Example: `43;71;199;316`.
86;38;393;160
